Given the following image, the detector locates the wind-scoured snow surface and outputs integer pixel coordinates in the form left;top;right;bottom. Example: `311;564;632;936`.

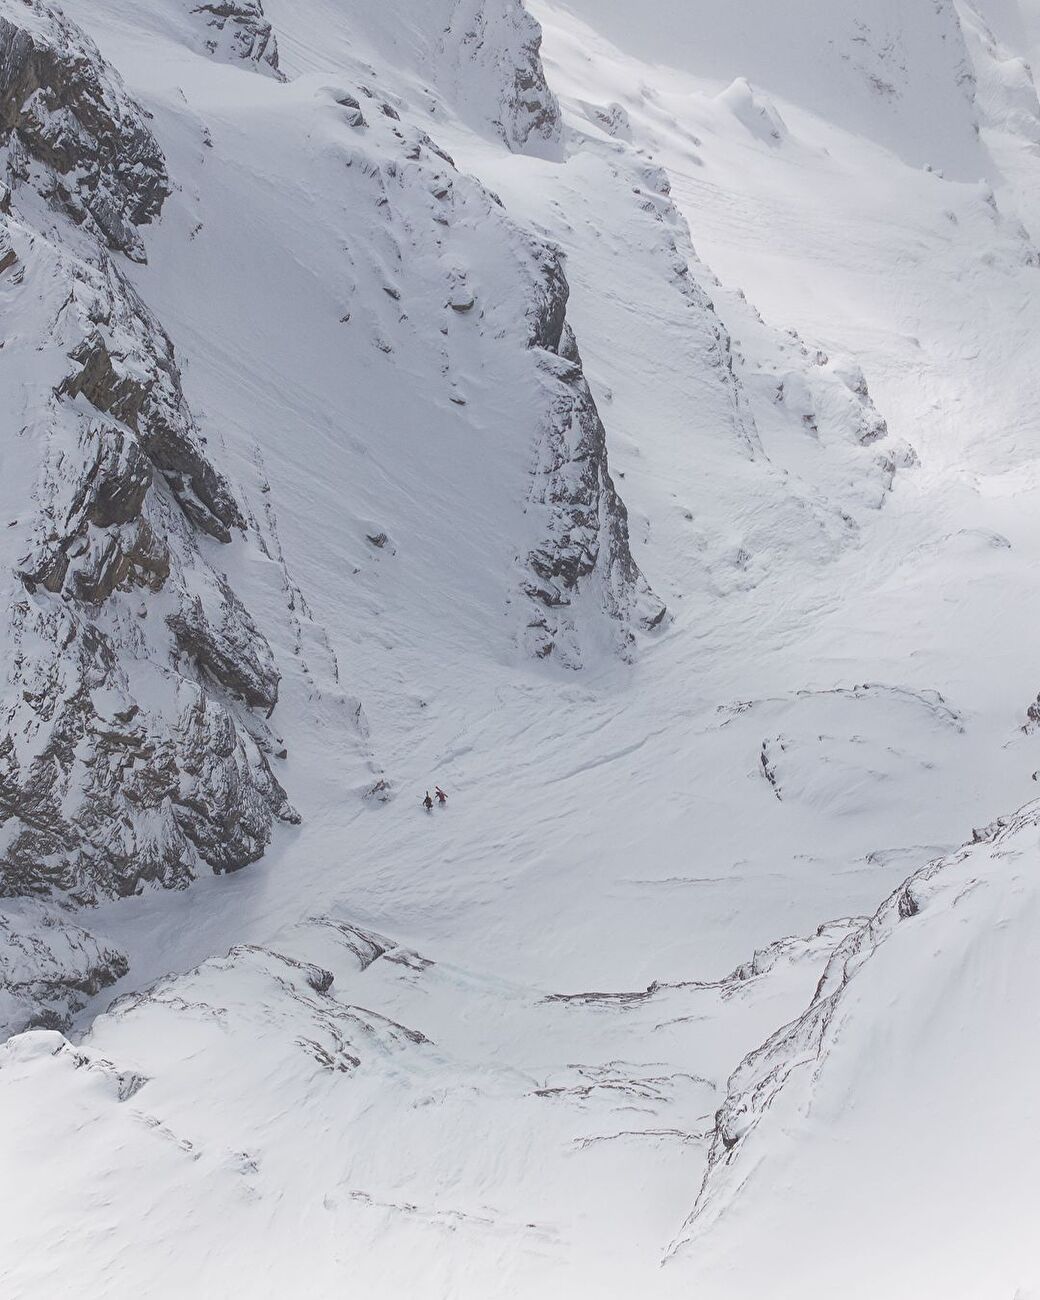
2;0;1040;1294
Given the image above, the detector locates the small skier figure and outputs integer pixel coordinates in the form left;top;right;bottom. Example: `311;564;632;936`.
422;791;434;812
435;786;447;805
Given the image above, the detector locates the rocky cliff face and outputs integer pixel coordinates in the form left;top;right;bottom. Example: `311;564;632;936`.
0;898;128;1035
344;0;562;155
185;0;283;78
0;0;647;1036
0;0;169;261
523;241;666;664
0;2;296;919
442;0;562;154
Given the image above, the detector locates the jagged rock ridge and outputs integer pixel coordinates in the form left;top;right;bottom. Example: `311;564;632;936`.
0;898;128;1036
523;241;666;664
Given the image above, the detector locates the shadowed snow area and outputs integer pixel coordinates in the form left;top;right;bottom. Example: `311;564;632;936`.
2;0;1040;1294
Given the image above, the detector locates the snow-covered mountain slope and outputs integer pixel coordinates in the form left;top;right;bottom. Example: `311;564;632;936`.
2;0;1040;1293
555;0;984;176
671;802;1040;1299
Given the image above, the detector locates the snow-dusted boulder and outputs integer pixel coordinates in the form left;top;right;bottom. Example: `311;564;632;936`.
716;78;788;146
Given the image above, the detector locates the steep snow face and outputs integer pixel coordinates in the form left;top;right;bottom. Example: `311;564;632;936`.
61;0;657;672
555;0;983;175
672;803;1040;1299
288;0;562;153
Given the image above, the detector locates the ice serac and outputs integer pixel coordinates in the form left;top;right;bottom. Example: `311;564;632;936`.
185;0;283;79
0;0;169;262
523;241;666;664
0;0;296;909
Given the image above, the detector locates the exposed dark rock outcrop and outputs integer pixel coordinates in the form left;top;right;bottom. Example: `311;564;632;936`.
443;0;562;155
1;215;297;902
187;0;284;79
0;598;296;899
0;7;297;911
0;899;128;1035
522;243;666;664
0;0;169;260
57;299;244;541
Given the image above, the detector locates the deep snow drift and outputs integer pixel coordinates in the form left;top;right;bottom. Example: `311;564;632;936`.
2;0;1040;1294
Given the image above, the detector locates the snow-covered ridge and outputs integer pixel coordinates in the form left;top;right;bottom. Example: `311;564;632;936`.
669;798;1040;1292
0;901;860;1294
